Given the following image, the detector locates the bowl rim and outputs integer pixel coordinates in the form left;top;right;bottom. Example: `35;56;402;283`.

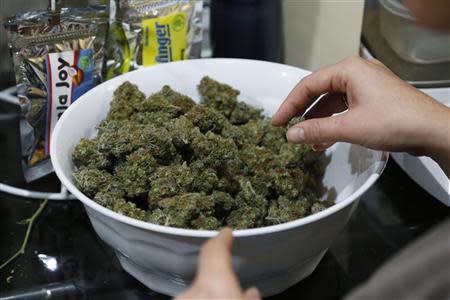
51;58;389;238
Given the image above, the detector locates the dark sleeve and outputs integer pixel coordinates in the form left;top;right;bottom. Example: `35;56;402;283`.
345;217;450;300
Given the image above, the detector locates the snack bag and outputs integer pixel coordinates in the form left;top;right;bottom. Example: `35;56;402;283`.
106;0;203;79
5;5;107;181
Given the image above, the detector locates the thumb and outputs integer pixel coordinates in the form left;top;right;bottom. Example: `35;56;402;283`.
287;115;345;145
244;287;262;300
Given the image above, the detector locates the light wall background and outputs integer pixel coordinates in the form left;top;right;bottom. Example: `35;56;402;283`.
283;0;365;71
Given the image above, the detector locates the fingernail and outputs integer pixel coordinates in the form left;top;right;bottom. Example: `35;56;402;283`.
220;227;232;235
245;287;261;300
287;127;305;142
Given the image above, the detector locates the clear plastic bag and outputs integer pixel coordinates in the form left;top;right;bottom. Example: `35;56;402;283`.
105;0;203;79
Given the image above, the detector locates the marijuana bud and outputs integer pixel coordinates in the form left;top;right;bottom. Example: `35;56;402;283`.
191;214;221;230
148;163;194;208
287;115;304;129
198;76;238;118
106;81;145;120
226;206;265;229
160;85;197;113
186;105;227;134
73;167;112;198
150;193;215;228
259;118;287;153
265;196;310;225
72;137;112;170
114;148;158;197
229;101;262;125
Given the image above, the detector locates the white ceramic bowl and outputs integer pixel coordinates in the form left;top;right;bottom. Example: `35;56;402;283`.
51;58;388;297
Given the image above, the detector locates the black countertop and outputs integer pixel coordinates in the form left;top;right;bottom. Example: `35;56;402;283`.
0;158;449;300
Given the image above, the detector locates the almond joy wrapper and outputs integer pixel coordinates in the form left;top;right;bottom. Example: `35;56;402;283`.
5;5;107;181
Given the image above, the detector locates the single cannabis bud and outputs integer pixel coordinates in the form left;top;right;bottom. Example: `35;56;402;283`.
265;196;311;225
211;191;234;217
186;105;227;134
229;101;263;125
221;120;263;149
96;118;127;135
160;85;197;113
272;167;307;199
198;76;238;117
106;81;145;120
191;131;238;170
141;92;184;118
226;206;264;229
148;163;194;208
73;167;112;198
131;124;177;164
107;197;146;220
114;148;159;197
97;121;137;158
93;176;128;207
248;171;274;198
166;116;202;151
278;143;320;169
217;175;241;196
148;193;215;228
239;144;277;174
287;115;304;129
93;190;122;207
191;214;221;230
190;161;219;194
311;201;333;214
72;137;112;170
235;179;268;212
259;118;287;153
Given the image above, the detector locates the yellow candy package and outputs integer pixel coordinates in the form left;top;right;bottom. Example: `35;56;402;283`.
106;0;203;79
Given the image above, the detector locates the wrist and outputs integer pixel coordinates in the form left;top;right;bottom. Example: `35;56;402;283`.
422;105;450;177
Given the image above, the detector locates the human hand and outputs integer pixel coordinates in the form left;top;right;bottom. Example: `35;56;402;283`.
272;56;450;175
175;228;261;300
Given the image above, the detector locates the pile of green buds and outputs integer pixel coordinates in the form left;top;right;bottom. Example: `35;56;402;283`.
72;77;332;230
